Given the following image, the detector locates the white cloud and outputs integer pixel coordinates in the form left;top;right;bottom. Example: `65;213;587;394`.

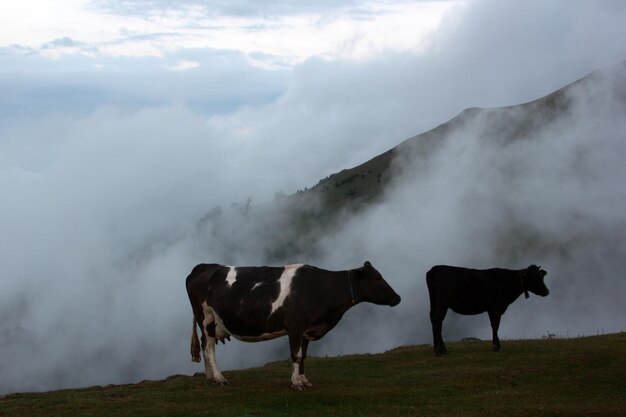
162;59;200;71
0;0;460;65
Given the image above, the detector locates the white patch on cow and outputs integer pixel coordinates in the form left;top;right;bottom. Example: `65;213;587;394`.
251;282;263;291
212;310;231;335
291;362;301;386
225;266;237;286
271;264;303;315
201;302;214;343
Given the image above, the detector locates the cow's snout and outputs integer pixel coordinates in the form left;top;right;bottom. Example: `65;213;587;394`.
390;294;401;307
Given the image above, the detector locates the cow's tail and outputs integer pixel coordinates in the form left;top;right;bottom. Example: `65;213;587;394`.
191;316;202;363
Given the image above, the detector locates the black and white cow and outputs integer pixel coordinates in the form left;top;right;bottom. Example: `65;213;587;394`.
186;261;401;390
426;264;549;355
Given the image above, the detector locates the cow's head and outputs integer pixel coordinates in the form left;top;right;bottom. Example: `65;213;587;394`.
524;265;549;297
353;261;401;306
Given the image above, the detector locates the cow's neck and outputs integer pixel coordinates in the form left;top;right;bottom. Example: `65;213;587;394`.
347;270;357;306
518;270;530;299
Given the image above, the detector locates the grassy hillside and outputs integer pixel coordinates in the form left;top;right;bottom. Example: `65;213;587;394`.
288;62;626;219
2;333;624;416
284;67;578;221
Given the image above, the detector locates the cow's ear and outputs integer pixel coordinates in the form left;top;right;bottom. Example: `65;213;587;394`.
364;261;372;268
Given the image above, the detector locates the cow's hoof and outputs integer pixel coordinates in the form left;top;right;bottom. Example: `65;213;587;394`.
214;377;229;386
291;383;307;392
300;376;314;388
493;346;501;352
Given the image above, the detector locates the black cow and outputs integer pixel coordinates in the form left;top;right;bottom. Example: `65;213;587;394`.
186;261;401;390
426;264;549;355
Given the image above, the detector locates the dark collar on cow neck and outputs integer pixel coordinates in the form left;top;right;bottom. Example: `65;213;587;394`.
347;271;356;306
519;271;530;299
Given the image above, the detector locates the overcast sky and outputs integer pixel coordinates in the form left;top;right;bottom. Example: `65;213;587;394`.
1;1;455;63
1;0;626;395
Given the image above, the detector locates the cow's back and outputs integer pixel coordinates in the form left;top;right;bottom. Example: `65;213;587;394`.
186;263;287;305
186;263;224;291
426;265;500;315
427;265;476;291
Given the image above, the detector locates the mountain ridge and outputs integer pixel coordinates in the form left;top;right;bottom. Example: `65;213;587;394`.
197;61;626;263
294;63;602;212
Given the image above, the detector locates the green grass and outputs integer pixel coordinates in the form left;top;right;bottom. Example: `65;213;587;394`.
2;333;625;417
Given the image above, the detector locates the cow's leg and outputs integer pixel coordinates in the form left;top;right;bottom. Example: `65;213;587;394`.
488;311;502;352
203;329;228;385
298;339;313;388
201;304;228;385
430;306;448;356
288;331;309;391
